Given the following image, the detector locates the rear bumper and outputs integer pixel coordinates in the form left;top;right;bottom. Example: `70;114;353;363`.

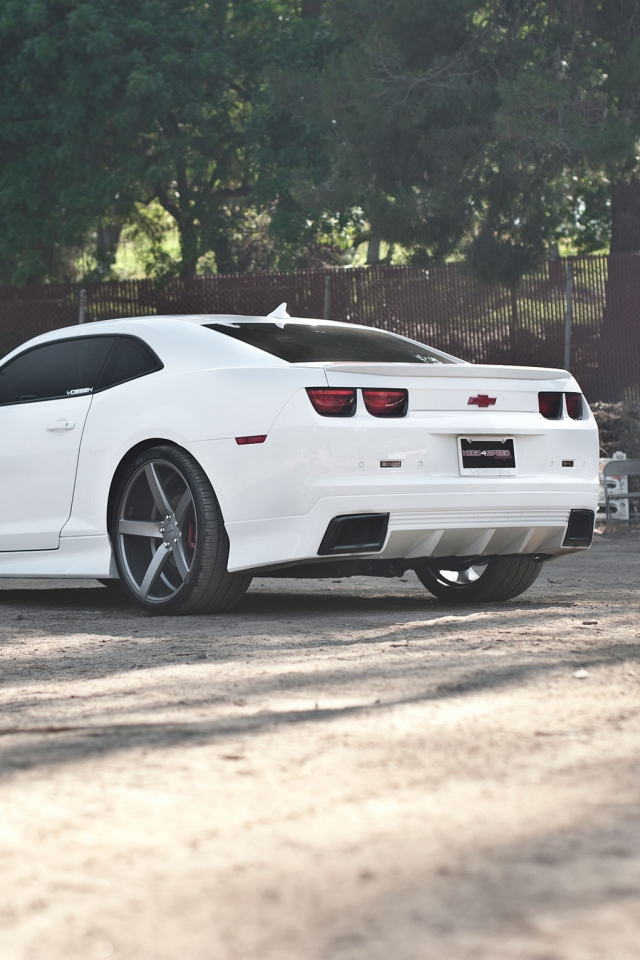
225;486;599;572
188;399;600;572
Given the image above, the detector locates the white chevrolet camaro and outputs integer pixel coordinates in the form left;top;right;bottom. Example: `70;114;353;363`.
0;305;599;614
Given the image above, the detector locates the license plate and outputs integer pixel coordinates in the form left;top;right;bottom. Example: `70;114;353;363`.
458;437;516;475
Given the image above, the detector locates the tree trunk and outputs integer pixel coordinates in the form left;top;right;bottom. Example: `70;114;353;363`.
610;180;640;253
599;178;640;400
367;238;381;264
213;234;237;275
95;222;122;278
178;221;199;280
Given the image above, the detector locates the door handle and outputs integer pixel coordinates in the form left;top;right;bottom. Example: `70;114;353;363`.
46;420;76;432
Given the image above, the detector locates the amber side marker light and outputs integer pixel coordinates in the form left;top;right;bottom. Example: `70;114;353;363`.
235;435;267;445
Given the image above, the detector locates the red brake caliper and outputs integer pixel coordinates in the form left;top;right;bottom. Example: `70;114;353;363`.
187;519;196;550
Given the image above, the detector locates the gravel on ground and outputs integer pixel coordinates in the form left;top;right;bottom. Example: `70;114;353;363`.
1;527;639;960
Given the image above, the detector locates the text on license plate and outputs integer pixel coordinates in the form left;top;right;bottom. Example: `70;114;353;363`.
460;438;516;469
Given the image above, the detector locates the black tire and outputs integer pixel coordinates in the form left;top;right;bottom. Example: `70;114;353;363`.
110;445;251;615
415;555;542;603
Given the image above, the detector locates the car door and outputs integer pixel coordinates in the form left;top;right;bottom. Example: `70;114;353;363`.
0;335;116;551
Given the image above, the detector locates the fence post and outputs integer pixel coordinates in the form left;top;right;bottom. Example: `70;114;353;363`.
323;274;332;320
564;260;573;370
78;288;87;324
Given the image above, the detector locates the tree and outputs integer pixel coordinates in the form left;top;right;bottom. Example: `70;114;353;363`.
309;0;640;283
0;0;345;283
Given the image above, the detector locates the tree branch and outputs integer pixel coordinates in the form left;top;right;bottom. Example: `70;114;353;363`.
154;184;183;224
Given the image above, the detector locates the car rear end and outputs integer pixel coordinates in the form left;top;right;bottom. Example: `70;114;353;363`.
205;319;599;574
309;361;599;563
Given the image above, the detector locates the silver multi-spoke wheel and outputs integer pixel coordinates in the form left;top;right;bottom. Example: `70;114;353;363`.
415;555;543;603
111;445;251;615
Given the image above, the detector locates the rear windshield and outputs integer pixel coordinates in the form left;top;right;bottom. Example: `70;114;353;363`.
205;322;456;364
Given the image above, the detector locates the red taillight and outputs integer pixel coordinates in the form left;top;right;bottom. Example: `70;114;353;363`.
235;435;267;445
362;389;408;417
307;388;356;417
565;392;583;420
538;392;563;419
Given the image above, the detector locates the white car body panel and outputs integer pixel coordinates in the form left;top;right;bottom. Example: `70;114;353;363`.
0;535;114;577
0;312;600;580
0;395;92;550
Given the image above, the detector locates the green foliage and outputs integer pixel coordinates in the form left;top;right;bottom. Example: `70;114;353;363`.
560;175;612;255
0;0;352;283
114;201;181;280
309;0;640;283
4;1;640;284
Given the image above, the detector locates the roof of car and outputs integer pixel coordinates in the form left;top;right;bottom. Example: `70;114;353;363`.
0;311;464;369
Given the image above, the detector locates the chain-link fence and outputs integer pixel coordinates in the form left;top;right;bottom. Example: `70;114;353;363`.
0;255;638;401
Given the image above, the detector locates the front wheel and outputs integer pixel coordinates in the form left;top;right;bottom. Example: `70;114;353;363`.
415;555;542;603
111;445;251;615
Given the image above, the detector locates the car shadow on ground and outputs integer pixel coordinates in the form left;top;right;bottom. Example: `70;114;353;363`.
0;579;620;617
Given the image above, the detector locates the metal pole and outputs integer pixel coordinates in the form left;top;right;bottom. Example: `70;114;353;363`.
78;288;87;324
564;260;573;370
323;274;332;320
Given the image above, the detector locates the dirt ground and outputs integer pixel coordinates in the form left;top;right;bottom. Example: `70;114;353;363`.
1;529;639;960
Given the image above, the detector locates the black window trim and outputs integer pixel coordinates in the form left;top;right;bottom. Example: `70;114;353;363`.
0;333;163;408
93;334;164;393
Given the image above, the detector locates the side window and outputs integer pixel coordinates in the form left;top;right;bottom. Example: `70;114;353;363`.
96;337;162;391
0;337;116;406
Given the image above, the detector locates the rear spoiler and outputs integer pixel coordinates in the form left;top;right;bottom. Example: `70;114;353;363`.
313;362;570;381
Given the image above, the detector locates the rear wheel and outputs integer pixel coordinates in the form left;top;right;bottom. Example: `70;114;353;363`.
415;555;542;603
111;445;251;615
